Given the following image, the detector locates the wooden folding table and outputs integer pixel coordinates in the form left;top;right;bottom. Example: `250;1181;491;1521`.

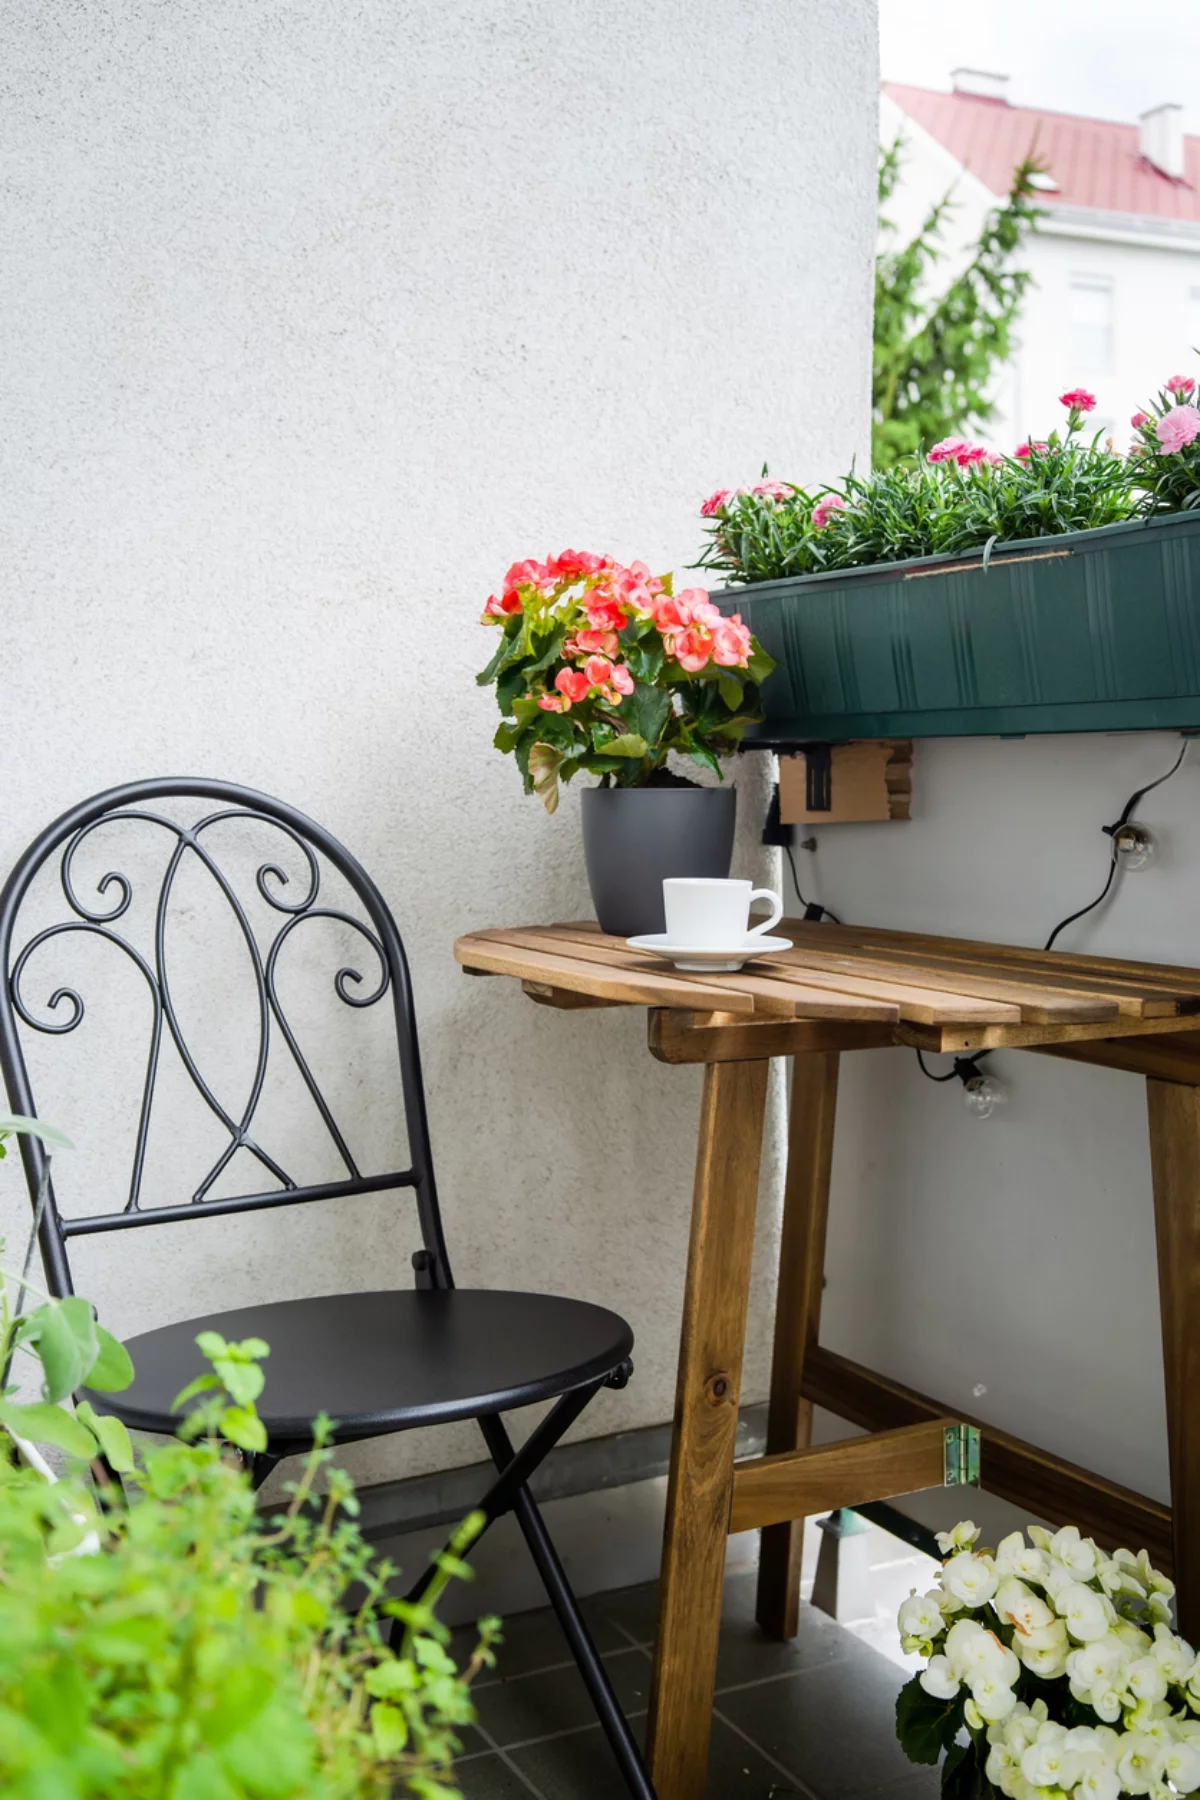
454;918;1200;1800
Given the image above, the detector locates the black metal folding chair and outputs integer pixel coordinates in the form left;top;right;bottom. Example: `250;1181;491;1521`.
0;777;655;1799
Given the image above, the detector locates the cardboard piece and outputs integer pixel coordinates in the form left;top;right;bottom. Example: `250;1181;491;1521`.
778;740;912;824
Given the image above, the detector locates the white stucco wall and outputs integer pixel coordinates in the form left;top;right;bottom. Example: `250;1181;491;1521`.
0;0;879;1488
792;728;1197;1525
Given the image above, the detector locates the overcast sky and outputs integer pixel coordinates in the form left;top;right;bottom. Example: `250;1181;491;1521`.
880;0;1200;137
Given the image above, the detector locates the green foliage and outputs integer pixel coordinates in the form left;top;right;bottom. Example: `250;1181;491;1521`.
0;1189;498;1800
695;421;1137;587
873;138;1042;468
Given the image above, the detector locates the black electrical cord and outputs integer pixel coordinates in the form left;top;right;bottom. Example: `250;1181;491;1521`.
915;1049;957;1082
1042;740;1190;951
784;841;841;925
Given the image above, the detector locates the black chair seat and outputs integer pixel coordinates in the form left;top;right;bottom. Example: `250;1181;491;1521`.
89;1290;634;1448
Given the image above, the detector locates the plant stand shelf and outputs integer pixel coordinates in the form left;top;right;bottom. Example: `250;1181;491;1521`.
454;919;1200;1800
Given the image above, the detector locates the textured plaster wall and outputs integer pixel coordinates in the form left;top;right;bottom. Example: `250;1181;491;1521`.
0;1;879;1486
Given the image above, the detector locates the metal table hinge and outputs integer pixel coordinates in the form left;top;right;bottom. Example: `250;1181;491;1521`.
943;1423;981;1489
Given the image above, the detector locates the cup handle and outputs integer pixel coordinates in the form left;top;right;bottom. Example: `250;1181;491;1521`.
746;888;784;938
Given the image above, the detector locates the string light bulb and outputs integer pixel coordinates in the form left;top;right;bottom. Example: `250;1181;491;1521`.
1110;822;1157;872
960;1071;1007;1119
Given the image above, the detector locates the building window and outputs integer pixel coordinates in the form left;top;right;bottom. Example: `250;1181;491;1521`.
1069;278;1113;372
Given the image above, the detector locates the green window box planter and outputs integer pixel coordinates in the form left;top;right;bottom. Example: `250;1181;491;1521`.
713;512;1200;745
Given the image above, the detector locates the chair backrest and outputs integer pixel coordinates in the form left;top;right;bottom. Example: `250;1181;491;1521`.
0;779;452;1298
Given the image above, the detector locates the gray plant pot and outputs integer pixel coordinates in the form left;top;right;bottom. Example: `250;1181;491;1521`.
580;784;737;938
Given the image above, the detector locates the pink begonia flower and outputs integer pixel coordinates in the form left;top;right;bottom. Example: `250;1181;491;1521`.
700;488;732;517
1059;389;1096;412
537;693;567;712
607;664;635;697
1015;441;1049;459
1131;412;1149;430
811;495;847;530
482;591;522;620
751;480;791;502
581;595;626;633
712;617;753;668
554;668;591;706
671;630;711;674
1167;376;1196;397
927;438;969;463
568;628;619;658
1156;405;1200;453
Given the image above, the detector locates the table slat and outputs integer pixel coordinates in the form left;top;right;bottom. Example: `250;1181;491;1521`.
453;938;756;1012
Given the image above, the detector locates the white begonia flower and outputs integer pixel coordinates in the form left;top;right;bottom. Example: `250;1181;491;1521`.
1028;1526;1054;1552
898;1591;944;1645
994;1576;1055;1637
1126;1654;1170;1705
1117;1732;1166;1796
919;1655;960;1700
972;1676;1018;1724
1148;1567;1175;1599
1020;1723;1077;1791
1150;1623;1194;1683
944;1619;1020;1687
1147;1592;1174;1625
1059;1581;1111;1643
1091;1689;1124;1724
1124;1698;1172;1735
1161;1736;1200;1793
936;1520;980;1555
1114;1620;1153;1655
1020;1634;1071;1681
1050;1525;1099;1581
942;1550;999;1609
995;1532;1050;1583
1073;1752;1121;1800
1066;1634;1128;1695
986;1741;1019;1794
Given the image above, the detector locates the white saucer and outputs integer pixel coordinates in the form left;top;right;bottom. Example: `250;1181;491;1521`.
626;933;793;973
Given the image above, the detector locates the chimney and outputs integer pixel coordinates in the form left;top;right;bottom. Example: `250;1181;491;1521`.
1140;103;1185;179
951;68;1010;104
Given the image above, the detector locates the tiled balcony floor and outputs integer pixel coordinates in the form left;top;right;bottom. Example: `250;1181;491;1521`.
450;1552;943;1800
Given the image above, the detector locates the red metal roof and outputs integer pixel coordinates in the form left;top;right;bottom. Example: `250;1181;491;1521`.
883;82;1200;223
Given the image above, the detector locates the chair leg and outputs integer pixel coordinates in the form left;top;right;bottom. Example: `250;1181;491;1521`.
478;1412;657;1800
402;1379;607;1607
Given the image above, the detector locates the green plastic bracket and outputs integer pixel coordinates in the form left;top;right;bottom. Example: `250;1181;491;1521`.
943;1423;981;1489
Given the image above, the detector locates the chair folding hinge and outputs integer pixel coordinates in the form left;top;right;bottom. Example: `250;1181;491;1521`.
412;1249;437;1290
943;1423;981;1488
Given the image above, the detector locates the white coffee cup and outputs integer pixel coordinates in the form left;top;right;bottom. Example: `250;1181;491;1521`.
662;878;784;948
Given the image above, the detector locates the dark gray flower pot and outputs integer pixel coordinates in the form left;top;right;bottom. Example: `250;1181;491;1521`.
580;785;737;937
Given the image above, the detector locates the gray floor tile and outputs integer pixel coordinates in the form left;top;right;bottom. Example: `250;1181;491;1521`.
508;1713;808;1800
865;1769;942;1800
452;1751;544;1798
715;1572;870;1691
471;1645;653;1748
453;1600;628;1686
589;1577;661;1645
716;1647;915;1800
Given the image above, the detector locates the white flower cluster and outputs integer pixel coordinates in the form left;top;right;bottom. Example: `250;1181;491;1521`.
898;1522;1200;1800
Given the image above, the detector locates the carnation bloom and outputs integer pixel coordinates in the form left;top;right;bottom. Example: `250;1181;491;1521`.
812;494;847;530
700;488;732;517
928;437;970;463
1015;440;1049;460
1060;389;1097;412
1167;375;1196;396
1131;412;1149;429
751;479;791;501
1156;405;1200;453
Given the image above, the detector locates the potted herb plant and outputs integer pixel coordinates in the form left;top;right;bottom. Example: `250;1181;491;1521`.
700;385;1200;745
477;549;774;934
0;1114;498;1800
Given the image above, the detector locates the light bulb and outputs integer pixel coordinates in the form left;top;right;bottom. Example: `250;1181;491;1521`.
1111;822;1157;871
962;1074;1007;1119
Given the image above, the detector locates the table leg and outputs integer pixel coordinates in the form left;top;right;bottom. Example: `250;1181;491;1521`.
646;1057;770;1800
1147;1076;1200;1635
756;1051;840;1639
